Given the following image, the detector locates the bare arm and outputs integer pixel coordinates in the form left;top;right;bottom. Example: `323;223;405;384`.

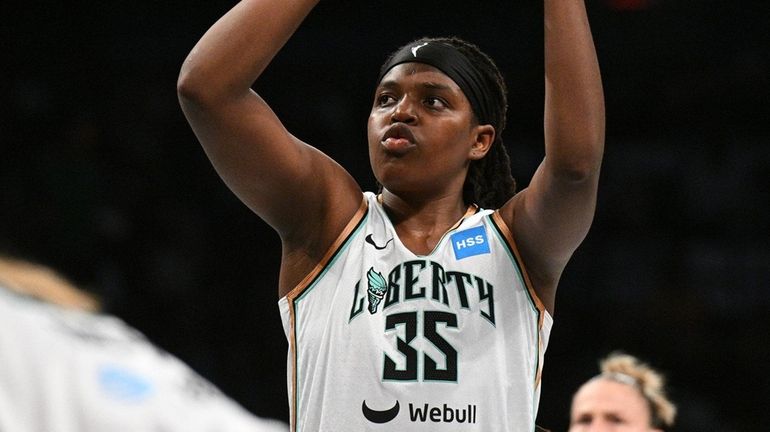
177;0;361;248
501;0;605;312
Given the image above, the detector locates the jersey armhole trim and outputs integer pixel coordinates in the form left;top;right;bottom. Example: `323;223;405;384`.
285;195;368;303
490;210;550;394
284;194;368;432
489;211;547;326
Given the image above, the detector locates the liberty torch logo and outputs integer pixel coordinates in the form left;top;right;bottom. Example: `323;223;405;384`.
366;267;387;314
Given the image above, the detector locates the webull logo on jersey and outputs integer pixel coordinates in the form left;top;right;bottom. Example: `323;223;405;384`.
451;225;489;260
362;399;478;424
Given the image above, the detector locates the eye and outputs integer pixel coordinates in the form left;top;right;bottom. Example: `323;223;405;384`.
424;96;447;109
376;93;396;107
573;414;593;425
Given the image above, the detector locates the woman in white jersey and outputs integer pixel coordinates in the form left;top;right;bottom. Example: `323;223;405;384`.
0;255;289;432
178;1;604;431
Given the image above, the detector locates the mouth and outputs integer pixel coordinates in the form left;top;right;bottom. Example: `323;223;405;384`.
381;124;417;154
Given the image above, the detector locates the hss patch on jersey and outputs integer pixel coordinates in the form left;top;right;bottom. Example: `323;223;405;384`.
450;226;490;260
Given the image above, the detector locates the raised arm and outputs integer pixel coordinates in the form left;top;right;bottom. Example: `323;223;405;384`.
176;0;361;246
502;0;605;313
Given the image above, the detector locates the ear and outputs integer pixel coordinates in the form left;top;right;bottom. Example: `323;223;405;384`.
469;124;495;161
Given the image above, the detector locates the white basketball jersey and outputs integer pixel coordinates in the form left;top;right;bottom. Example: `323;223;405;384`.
0;286;288;432
279;192;553;432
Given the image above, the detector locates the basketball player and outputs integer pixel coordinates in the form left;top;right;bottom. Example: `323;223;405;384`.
569;353;677;431
178;0;604;430
0;255;288;432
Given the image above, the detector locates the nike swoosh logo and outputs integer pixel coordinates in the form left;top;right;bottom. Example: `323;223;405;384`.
411;42;429;57
362;400;400;424
365;234;393;250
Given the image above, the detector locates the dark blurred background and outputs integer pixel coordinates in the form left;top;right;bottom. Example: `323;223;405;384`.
2;0;768;430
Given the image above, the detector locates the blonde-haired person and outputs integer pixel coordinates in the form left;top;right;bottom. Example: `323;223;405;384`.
569;352;677;432
0;255;288;432
0;255;101;310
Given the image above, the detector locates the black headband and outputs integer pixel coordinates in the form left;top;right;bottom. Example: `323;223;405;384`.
378;41;495;126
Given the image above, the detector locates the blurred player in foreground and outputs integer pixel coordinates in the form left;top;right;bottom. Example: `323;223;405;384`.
0;255;288;432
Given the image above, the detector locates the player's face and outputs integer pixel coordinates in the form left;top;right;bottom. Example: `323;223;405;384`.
367;63;488;199
569;379;661;432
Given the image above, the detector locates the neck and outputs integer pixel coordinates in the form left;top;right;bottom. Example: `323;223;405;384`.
379;190;471;255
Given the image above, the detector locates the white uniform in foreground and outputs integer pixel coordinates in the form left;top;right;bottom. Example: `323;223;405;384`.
0;285;288;432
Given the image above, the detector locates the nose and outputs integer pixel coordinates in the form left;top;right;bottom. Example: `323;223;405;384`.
390;96;417;124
